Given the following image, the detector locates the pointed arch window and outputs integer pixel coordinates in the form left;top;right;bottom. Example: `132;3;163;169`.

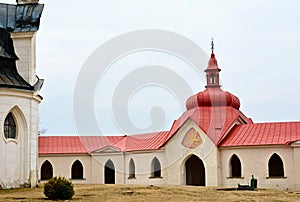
41;160;53;180
150;157;162;178
71;160;84;179
129;159;136;179
230;154;242;178
4;112;17;139
268;153;284;177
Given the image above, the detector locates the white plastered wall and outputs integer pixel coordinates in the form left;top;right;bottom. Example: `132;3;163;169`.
11;32;37;86
38;118;219;186
163;119;218;186
39;154;91;184
220;146;296;190
0;89;41;188
292;142;300;190
124;150;166;185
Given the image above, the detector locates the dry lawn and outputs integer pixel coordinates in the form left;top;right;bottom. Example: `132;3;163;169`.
0;184;300;201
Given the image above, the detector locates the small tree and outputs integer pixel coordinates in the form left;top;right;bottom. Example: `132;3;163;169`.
44;176;74;200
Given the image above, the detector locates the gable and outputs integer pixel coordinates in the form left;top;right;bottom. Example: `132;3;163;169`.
90;146;121;154
161;106;252;148
163;118;217;165
164;118;215;152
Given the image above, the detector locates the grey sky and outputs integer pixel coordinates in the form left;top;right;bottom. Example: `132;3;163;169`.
2;0;300;135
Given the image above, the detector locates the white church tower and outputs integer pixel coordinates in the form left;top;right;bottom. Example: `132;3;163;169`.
0;0;44;188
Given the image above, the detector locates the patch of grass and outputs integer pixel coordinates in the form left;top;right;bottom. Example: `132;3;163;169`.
0;184;300;201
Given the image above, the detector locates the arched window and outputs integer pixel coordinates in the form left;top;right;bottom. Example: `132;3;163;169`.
105;159;115;184
230;154;242;178
150;157;161;178
129;159;135;178
268;153;284;177
4;112;17;139
71;160;83;179
41;160;53;180
210;74;215;84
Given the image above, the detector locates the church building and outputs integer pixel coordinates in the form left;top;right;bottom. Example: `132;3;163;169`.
1;0;300;191
38;47;300;190
0;0;44;188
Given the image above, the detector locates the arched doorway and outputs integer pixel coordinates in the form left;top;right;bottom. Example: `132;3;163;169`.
185;155;205;186
41;160;53;180
105;159;115;184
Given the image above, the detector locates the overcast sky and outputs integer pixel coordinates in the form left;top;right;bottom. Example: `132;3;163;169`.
2;0;300;135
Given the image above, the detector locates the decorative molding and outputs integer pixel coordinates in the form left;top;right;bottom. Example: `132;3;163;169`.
181;128;202;149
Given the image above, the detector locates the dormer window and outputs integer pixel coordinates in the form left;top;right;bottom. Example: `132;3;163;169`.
4;112;17;139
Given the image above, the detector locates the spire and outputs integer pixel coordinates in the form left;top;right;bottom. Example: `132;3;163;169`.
211;37;214;54
205;38;221;88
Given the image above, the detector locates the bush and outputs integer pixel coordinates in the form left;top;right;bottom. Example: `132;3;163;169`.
44;176;74;200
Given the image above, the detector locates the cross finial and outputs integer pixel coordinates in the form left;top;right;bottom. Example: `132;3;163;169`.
211;37;214;53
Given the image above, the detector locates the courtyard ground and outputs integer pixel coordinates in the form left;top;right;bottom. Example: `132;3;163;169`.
0;184;300;201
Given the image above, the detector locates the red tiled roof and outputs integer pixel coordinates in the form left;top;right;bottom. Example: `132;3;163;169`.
219;122;300;147
38;105;252;154
38;132;170;154
166;106;252;146
80;136;124;152
117;131;169;151
39;136;87;154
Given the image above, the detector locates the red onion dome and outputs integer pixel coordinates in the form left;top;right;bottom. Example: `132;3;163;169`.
186;87;240;110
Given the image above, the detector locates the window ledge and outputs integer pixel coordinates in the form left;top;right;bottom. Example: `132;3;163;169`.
226;177;244;179
39;179;51;182
4;138;18;144
266;176;287;179
128;177;136;180
149;176;163;179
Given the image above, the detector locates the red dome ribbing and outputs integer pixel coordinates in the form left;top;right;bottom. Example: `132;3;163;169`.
186;88;240;110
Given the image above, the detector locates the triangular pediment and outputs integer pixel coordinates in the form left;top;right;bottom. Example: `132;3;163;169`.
91;146;121;153
164;118;210;148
